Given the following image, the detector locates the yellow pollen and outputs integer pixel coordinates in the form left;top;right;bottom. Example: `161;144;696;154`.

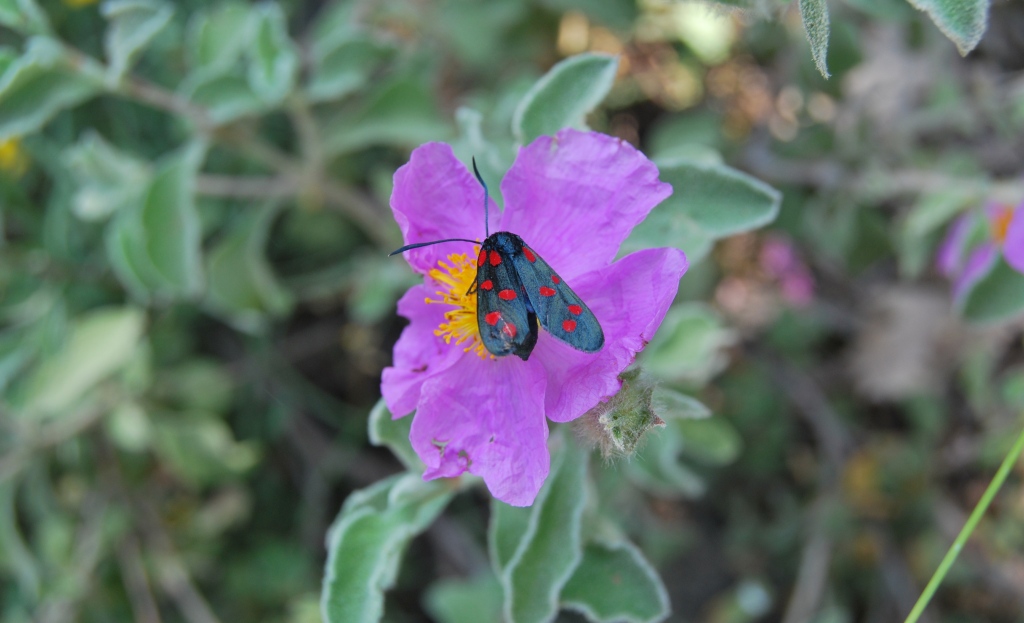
991;206;1014;245
426;247;489;359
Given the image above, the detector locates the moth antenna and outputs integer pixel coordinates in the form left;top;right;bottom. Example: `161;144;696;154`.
388;238;479;256
472;156;490;237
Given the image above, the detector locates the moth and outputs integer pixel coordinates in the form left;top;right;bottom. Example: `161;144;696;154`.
390;159;604;361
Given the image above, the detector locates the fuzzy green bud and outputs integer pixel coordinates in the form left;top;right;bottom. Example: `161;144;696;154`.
573;367;666;458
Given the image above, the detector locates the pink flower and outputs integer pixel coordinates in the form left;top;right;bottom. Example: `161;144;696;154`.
760;234;814;307
381;129;688;506
937;202;1024;303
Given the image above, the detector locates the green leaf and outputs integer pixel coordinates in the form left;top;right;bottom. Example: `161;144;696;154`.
205;204;293;332
64;130;151;221
657;159;781;239
647;112;723;162
0;0;50;36
162;359;233;413
0;339;32;396
306;36;394;103
102;0;174;83
961;259;1024;324
898;190;976;278
0;47;17;74
0;481;41;599
561;541;670;623
0;37;104;141
345;255;420;323
676;417;743;466
367;398;421;471
105;143;206;299
424;572;504;623
904;192;977;240
105;210;166;298
905;0;990;55
153;413;260;485
512;53;618;145
626;390;727;498
322;76;450;155
500;433;589;623
650;387;711;420
488;499;532;575
310;2;359;58
321;474;455;623
137;143;205;295
799;0;831;79
623;159;779;263
185;2;253;71
627;431;706;498
18;307;145;419
179;69;264;123
105;400;152;453
247;3;298;104
622;211;714;263
642;304;735;383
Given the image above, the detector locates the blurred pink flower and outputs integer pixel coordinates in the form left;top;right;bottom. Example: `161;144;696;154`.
381;129;687;506
937;202;1024;303
760;235;814;307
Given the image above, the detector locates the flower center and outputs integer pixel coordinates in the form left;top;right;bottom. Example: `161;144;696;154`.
426;248;488;359
991;206;1014;245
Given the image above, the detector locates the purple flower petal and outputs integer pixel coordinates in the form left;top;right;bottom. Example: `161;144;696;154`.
953;243;998;303
381;284;465;417
1004;207;1024;274
936;213;973;277
532;247;688;423
391;143;486;274
410;354;550;506
498;129;672;280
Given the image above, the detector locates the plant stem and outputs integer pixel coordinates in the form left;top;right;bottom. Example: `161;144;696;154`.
904;424;1024;623
62;42;396;246
196;174;298;199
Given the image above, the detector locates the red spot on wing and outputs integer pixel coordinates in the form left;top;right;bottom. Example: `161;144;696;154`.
485;311;501;326
568;305;582;315
523;247;536;262
477;249;487;267
562;319;577;332
551;275;561;284
489;251;502;266
480;279;493;291
539;286;556;297
502;322;517;338
498;289;517;300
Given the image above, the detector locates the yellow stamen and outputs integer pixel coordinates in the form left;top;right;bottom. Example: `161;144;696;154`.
991;206;1014;245
426;247;489;359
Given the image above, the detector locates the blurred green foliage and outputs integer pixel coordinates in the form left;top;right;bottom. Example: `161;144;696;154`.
1;0;1023;622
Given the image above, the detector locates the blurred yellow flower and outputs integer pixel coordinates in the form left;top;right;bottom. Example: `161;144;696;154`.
0;138;29;177
63;0;99;7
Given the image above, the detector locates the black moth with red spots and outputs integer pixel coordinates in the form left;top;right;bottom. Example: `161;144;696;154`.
389;158;604;360
473;231;603;360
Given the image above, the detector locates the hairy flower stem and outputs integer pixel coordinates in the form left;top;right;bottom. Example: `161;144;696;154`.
903;422;1024;623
